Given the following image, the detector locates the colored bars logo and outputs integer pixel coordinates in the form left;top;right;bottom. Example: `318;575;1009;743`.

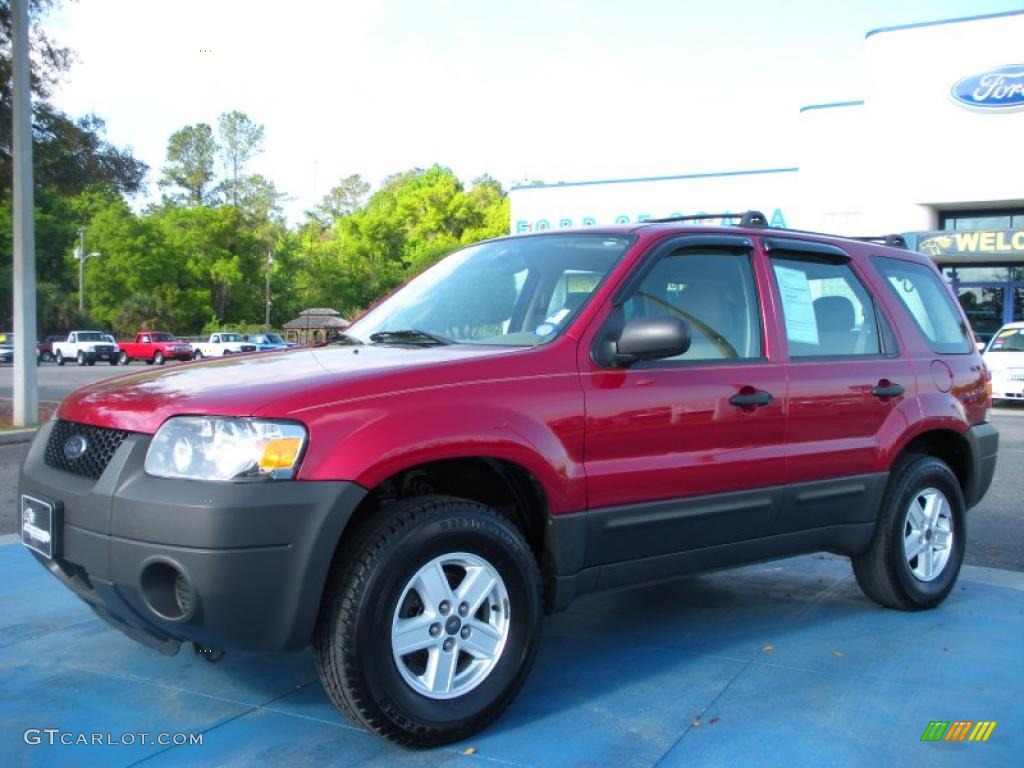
921;721;997;742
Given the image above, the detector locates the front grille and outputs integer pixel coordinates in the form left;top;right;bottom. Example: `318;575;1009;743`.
44;420;133;479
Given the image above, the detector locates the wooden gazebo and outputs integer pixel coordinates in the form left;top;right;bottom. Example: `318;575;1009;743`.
282;308;350;345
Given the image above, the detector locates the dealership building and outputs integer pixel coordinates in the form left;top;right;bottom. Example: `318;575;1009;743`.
508;10;1024;342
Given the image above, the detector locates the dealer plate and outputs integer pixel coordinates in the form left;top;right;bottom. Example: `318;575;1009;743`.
21;495;60;559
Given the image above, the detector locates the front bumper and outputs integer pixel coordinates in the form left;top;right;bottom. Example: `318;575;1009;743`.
19;421;366;654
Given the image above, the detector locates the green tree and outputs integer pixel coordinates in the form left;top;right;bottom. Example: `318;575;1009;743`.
217;110;264;206
310;174;371;225
160;123;217;205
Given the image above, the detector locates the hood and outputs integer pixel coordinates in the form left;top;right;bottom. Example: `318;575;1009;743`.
57;344;525;433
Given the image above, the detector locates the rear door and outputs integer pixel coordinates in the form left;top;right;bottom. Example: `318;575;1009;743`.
762;238;914;533
579;235;788;566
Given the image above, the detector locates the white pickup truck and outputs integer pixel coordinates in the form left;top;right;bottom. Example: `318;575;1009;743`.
53;330;120;367
190;332;258;359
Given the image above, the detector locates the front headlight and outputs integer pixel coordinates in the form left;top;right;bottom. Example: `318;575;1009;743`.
145;417;307;481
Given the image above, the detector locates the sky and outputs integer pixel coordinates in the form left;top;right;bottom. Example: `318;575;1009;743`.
42;0;1024;223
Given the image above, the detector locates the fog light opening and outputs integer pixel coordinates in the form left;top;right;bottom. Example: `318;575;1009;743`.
140;560;195;622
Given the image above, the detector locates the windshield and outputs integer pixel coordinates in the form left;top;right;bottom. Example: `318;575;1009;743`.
264;333;285;344
347;234;632;346
987;327;1024;352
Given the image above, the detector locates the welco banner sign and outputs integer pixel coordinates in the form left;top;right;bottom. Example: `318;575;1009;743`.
951;64;1024;111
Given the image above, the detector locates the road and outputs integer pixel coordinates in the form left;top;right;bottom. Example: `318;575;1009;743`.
0;358;187;402
1;362;1022;570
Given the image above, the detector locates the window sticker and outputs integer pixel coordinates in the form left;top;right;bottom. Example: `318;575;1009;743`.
997;328;1020;339
545;308;572;325
535;323;556;337
773;265;819;345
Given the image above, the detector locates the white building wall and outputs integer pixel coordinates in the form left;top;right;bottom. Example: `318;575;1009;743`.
508;11;1024;239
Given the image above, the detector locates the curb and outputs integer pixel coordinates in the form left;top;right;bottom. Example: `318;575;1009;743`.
0;428;37;445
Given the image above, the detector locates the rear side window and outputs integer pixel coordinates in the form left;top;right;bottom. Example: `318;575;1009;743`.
769;255;881;358
871;257;972;354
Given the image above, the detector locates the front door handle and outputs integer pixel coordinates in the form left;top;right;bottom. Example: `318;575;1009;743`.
871;381;905;398
729;389;773;408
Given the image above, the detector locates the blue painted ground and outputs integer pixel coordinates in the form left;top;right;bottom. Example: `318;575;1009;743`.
1;539;1020;767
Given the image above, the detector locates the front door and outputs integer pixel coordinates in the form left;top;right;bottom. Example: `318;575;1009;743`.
579;235;788;566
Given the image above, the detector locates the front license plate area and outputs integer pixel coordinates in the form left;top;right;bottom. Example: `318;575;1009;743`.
21;495;60;559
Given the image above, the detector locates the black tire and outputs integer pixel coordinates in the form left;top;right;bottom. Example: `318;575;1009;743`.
87;359;95;366
223;350;232;356
315;495;543;748
76;351;85;366
193;350;203;360
42;352;53;363
853;456;966;611
109;357;118;366
119;351;129;365
56;351;64;366
154;351;165;365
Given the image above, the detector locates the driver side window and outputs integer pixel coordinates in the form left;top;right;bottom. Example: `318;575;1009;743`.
622;248;763;361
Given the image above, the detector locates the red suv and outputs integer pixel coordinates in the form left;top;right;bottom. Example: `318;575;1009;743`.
19;213;998;747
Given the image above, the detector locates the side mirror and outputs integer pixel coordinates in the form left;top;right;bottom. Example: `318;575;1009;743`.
614;316;691;365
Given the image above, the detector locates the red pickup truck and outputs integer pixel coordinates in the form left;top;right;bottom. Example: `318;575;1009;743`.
117;332;194;365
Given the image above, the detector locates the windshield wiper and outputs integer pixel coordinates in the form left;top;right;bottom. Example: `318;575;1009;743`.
368;329;454;346
326;333;364;346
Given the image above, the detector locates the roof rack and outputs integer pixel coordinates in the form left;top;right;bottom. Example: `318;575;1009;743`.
849;234;908;249
642;210;769;227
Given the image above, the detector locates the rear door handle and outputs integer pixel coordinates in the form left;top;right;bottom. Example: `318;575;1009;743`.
871;381;905;398
729;390;773;407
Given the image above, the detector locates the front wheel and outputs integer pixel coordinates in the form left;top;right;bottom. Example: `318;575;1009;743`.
853;456;965;610
109;357;118;366
154;351;165;365
315;496;543;747
56;351;64;366
119;351;129;365
193;350;203;360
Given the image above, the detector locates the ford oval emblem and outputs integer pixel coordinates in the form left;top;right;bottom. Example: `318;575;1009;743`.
63;435;89;460
951;64;1024;111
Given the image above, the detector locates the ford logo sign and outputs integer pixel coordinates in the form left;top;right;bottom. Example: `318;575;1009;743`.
951;65;1024;111
63;435;88;460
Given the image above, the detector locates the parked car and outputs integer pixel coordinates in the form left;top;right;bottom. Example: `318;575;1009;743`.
118;332;195;366
981;321;1024;403
52;330;119;366
190;332;257;359
19;214;998;747
37;334;67;363
243;332;293;351
0;331;42;365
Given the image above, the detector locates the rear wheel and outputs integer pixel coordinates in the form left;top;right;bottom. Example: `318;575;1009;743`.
853;456;965;610
315;495;543;747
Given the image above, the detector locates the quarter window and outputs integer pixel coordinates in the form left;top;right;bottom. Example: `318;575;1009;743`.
872;257;973;354
770;256;881;357
622;248;762;361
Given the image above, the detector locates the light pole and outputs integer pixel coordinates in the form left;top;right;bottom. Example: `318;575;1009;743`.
74;229;101;312
265;250;273;327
